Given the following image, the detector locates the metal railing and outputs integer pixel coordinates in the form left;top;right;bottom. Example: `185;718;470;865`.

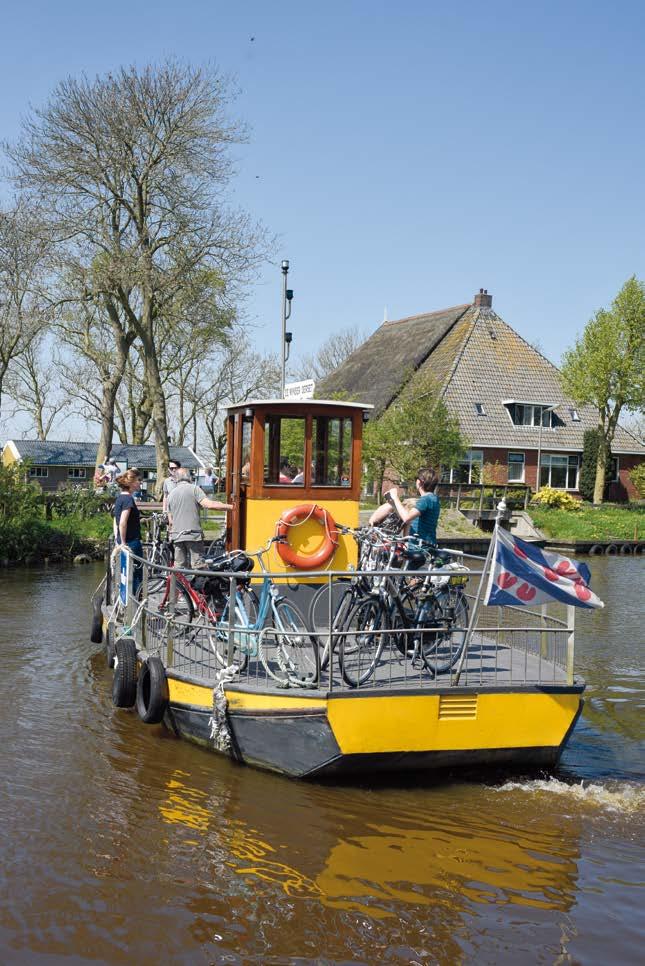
106;541;576;692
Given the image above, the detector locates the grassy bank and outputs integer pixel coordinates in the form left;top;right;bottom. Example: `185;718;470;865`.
0;514;112;565
530;504;644;542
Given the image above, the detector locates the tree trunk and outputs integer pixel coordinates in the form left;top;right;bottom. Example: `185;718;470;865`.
593;434;610;504
140;327;170;497
96;377;120;467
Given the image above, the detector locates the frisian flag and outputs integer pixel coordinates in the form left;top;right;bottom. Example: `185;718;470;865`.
484;526;604;610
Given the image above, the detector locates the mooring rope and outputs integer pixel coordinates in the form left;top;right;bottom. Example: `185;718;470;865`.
209;665;239;755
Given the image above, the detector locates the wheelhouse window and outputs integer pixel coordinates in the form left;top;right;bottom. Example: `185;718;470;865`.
29;466;49;478
240;416;252;482
540;453;579;490
507;452;525;483
506;403;557;427
263;415;305;485
313;416;352;486
441;449;483;484
68;468;86;479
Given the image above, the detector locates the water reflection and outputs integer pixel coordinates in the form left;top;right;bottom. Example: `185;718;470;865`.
0;560;643;964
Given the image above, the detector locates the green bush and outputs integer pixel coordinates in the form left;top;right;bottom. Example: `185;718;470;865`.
629;463;645;499
530;487;582;511
0;461;43;522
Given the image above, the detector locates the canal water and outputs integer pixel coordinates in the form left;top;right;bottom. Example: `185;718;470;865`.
0;557;643;964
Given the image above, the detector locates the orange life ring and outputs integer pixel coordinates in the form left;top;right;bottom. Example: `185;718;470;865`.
275;504;339;569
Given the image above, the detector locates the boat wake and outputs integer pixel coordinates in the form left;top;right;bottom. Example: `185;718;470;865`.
494;777;645;814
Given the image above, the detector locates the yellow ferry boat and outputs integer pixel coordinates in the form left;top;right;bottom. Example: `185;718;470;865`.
96;398;585;779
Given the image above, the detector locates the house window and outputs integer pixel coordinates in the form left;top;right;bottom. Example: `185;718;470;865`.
442;449;483;484
540;453;579;490
507;452;525;483
68;468;86;479
29;466;49;478
474;403;487;416
569;408;581;422
609;457;619;483
506;403;556;427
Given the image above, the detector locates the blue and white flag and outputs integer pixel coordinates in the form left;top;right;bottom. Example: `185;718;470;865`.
484;527;604;609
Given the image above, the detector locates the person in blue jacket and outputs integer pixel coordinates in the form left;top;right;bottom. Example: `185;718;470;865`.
387;467;440;547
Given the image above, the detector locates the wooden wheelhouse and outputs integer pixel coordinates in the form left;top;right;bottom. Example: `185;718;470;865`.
224;399;372;573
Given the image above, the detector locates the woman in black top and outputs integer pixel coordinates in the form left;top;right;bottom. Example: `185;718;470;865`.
113;469;143;593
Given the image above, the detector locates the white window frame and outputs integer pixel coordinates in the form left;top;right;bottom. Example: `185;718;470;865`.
68;467;87;479
506;403;555;428
442;449;484;484
507;451;525;483
29;466;49;478
540;453;579;490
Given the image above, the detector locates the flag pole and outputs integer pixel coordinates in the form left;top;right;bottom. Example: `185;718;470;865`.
453;499;506;684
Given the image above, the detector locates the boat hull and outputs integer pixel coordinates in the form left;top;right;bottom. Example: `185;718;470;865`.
162;674;584;779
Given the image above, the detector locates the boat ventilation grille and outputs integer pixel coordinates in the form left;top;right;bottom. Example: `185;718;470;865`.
438;694;478;720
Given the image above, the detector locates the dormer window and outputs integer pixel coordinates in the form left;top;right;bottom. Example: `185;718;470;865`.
474;403;487;416
503;400;558;428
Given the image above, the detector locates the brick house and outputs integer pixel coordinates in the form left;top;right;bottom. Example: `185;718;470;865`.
318;290;644;500
1;440;204;492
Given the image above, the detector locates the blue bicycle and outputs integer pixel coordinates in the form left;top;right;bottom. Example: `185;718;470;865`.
200;538;319;688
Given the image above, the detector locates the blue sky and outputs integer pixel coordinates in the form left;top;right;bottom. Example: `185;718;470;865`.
1;0;644;379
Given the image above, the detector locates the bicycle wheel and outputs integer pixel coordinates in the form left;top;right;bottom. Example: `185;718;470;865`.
262;598;319;688
418;589;469;675
308;581;354;670
206;588;259;672
388;588;418;657
338;596;388;688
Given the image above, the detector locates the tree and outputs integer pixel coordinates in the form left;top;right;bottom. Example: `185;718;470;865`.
0;201;49;426
296;326;366;382
7;61;265;491
6;338;68;439
579;429;609;503
561;277;645;503
363;374;466;495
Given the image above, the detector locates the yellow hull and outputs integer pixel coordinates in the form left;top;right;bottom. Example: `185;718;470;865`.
163;674;584;779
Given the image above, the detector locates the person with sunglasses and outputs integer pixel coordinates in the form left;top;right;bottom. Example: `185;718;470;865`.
162;459;181;513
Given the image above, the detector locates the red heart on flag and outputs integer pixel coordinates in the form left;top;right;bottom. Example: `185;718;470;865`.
555;560;576;578
513;544;528;559
498;572;517;589
544;568;559;582
575;583;592;602
517;583;537;601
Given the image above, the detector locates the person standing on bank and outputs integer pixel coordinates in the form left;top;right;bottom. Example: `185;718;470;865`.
167;468;234;570
113;469;143;593
162;459;181;512
387;467;440;547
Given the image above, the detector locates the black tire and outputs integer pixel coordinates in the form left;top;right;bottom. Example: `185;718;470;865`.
90;606;104;644
105;623;117;668
308;582;354;670
338;596;388;688
136;656;169;724
112;637;138;708
261;598;319;687
388;588;418;657
419;590;469;675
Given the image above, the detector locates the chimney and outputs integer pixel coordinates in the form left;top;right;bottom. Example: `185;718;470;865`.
474;287;492;308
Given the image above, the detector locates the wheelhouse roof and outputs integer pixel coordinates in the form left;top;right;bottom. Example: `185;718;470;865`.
226;398;373;414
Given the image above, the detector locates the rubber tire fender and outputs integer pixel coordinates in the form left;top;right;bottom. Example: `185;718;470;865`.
112;637;138;708
90;604;104;645
136;656;169;724
275;503;339;570
105;623;116;668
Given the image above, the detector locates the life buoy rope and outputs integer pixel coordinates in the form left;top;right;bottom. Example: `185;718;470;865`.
275;504;339;569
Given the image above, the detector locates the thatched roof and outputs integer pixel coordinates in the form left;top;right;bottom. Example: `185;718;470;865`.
317;304;470;414
317;296;645;456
